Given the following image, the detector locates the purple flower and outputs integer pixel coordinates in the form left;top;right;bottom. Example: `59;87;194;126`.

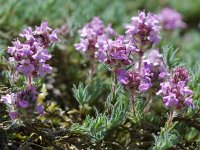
1;93;16;105
9;112;18;120
75;16;116;60
182;86;193;95
171;67;189;84
38;63;52;77
118;70;141;92
32;48;52;62
116;60;154;93
117;49;167;95
34;21;52;34
159;72;167;79
96;36;134;69
159;7;186;30
116;69;128;84
17;60;35;77
157;82;170;95
125;11;161;49
138;50;167;92
144;49;163;65
0;86;44;121
163;94;178;108
95;35;112;62
36;104;44;116
74;39;89;53
8;21;59;78
49;30;60;42
139;83;151;92
184;98;195;109
19;27;35;42
80;17;104;37
18;100;29;108
157;67;194;110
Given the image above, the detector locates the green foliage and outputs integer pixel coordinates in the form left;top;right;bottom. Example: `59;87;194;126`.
72;82;91;106
152;131;179;150
180;31;200;68
152;125;179;150
70;94;129;142
190;64;200;93
72;79;104;107
128;96;145;124
0;0;67;30
162;44;182;71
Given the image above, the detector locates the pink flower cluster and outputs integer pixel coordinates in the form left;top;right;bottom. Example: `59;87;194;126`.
125;11;161;52
157;67;194;109
159;7;186;30
1;86;44;120
75;17;116;60
95;36;135;69
75;11;194;112
8;21;60;78
0;21;59;121
116;50;166;93
74;13;162;113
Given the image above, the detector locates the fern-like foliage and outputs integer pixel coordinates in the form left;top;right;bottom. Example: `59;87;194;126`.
72;82;91;106
128;96;146;124
152;128;179;150
72;79;104;106
162;44;182;71
70;94;129;142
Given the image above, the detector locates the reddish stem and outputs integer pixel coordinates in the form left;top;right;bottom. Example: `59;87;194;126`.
138;55;142;73
144;95;152;113
167;110;174;128
28;76;32;86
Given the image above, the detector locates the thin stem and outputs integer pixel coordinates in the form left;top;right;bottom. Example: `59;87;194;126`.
112;70;117;100
138;51;143;73
167;110;174;128
138;56;142;72
28;76;32;86
131;91;135;112
144;95;152;113
89;61;94;83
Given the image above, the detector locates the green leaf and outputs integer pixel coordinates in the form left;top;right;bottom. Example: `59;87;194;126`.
162;44;182;71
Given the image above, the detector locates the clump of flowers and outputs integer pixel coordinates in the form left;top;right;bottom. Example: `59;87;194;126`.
1;86;44;120
159;7;186;30
8;21;59;79
116;50;167;110
112;50;165;114
94;12;161;111
95;35;136;97
1;21;59;122
125;11;161;54
75;17;116;61
141;50;167;92
157;67;194;127
75;11;195;133
95;36;135;70
157;67;194;109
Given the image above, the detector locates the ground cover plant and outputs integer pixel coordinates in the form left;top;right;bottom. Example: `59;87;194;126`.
0;0;200;149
